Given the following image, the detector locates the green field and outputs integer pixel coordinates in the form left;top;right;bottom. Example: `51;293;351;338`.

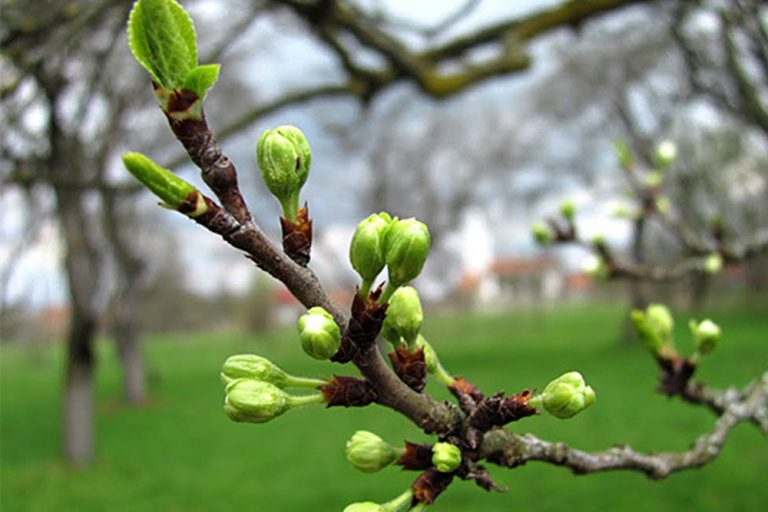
2;302;767;511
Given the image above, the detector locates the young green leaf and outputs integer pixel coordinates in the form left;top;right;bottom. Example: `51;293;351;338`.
127;0;198;89
182;64;221;98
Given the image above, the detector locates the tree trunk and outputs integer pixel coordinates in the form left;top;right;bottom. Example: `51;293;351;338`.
63;311;96;465
113;290;147;405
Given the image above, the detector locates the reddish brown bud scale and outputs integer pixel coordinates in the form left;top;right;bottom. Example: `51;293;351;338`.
320;376;378;407
469;390;537;431
332;285;388;363
656;354;697;396
388;347;427;392
411;468;454;505
449;377;485;414
280;205;313;266
396;442;434;471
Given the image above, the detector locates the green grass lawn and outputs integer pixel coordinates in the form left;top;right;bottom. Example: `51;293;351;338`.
2;301;767;511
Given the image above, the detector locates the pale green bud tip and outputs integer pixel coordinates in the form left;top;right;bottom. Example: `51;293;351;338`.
350;213;393;283
385;218;431;287
646;304;674;341
531;222;552;246
582;255;607;279
122;152;200;210
537;371;596;419
614;140;633;169
383;286;423;346
345;430;397;473
656;140;678;168
704;253;722;275
645;171;663;189
431;442;462;473
297;307;340;360
256;125;312;217
224;379;289;423
559;199;576;220
221;354;287;386
343;503;382;512
690;319;721;355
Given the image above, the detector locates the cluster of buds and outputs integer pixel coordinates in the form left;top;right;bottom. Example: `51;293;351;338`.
630;303;676;357
220;354;329;424
531;198;578;247
528;371;596;419
349;214;431;300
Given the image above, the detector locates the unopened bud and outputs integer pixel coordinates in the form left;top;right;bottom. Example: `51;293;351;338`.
645;171;663;189
690;318;721;355
297;307;341;360
703;253;722;275
221;354;328;388
224;379;290;423
122;152;206;215
382;286;423;347
531;222;553;246
559;199;576;221
530;371;596;419
431;442;461;473
655;196;671;214
343;503;382;512
614;140;633;170
257;125;312;220
631;304;674;356
350;213;393;285
345;430;398;473
385;218;431;287
655;140;678;168
582;255;608;279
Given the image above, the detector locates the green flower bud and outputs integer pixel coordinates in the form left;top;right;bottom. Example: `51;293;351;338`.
257;125;312;220
559;199;576;221
655;140;678;168
614;140;633;170
531;371;596;419
384;218;431;288
645;171;663;189
655;196;671;215
224;379;290;423
646;303;674;344
224;379;323;423
531;222;553;246
343;503;383;512
297;307;341;360
690;319;721;355
350;213;393;286
630;304;674;356
220;354;328;388
431;442;462;473
345;430;398;473
122;152;206;215
382;286;423;347
582;255;608;279
703;253;722;275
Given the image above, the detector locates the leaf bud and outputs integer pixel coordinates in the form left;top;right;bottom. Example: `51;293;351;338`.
297;307;341;360
531;222;553;246
350;213;393;286
689;318;721;355
345;430;398;473
431;442;462;473
122;152;206;215
384;218;431;288
614;140;633;170
655;140;678;168
630;304;674;356
703;253;722;275
530;371;596;419
559;199;576;221
257;125;312;220
382;286;423;348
